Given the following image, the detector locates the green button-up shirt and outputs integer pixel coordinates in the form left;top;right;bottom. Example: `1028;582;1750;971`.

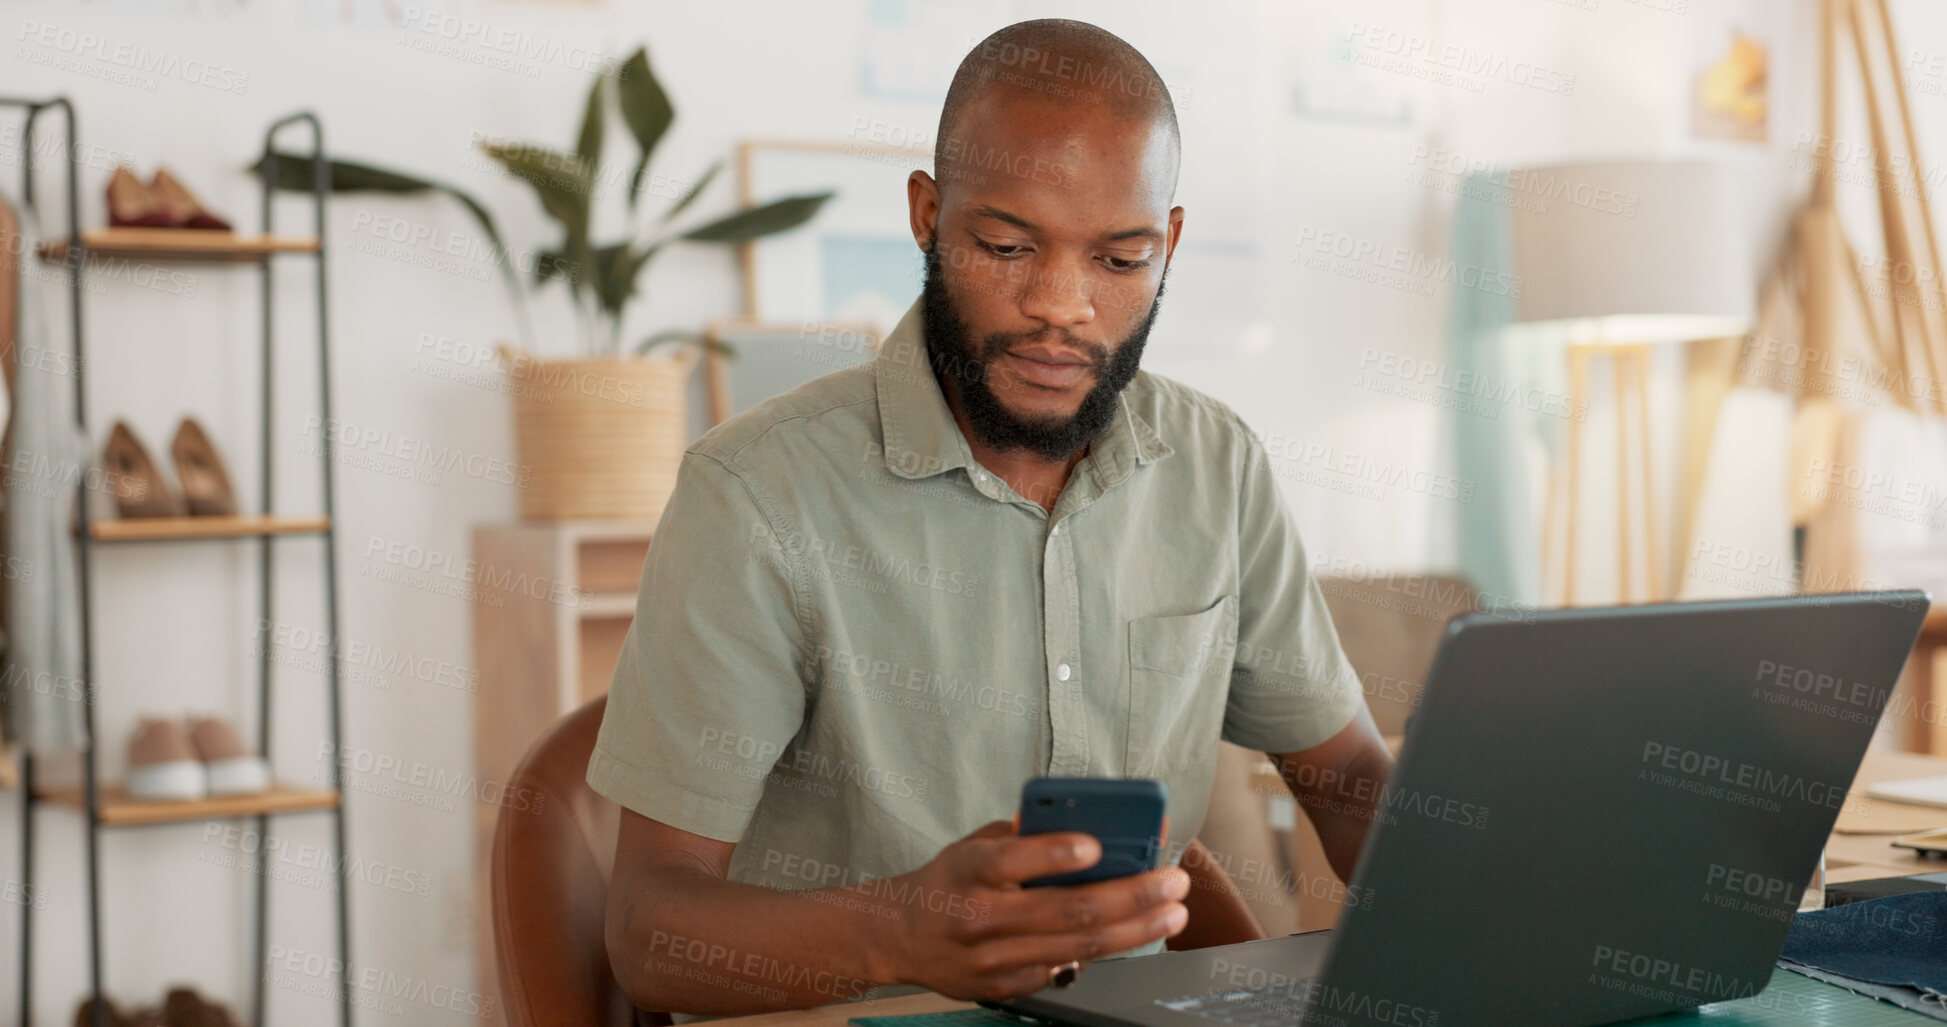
589;295;1361;926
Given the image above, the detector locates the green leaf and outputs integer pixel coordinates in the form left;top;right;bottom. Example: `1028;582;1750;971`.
533;249;584;285
616;47;674;209
251;151;534;346
479;142;592;236
575;75;606;175
588;244;626;313
634;329;712;359
659;160;720;225
252;153;506;249
253;154;412;193
678;191;834;243
590;242;660;318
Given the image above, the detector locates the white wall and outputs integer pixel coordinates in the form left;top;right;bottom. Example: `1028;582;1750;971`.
1;0;1940;1023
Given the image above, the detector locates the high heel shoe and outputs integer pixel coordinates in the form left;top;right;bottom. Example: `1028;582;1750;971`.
101;422;183;518
105;166;173;229
170;418;237;517
162;986;239;1027
148;168;232;232
71;995;139;1027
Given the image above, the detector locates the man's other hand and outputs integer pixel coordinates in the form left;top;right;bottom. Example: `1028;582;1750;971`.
868;820;1190;1002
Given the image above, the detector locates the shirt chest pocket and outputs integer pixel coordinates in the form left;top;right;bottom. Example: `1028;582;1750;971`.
1126;595;1237;780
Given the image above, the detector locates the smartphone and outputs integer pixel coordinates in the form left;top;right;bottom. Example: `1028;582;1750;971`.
1017;777;1168;887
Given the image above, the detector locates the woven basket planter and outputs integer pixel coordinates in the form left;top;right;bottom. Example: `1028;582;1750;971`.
498;344;698;522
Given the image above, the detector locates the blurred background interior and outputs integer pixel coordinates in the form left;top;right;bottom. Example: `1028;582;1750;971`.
5;0;1947;1023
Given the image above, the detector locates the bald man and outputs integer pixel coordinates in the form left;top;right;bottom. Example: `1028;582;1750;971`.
592;19;1394;1017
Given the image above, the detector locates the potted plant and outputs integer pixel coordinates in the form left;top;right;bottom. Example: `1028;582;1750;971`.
262;45;831;521
486;47;832;521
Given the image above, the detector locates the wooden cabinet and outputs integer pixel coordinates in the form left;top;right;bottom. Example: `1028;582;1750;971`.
470;520;653;1008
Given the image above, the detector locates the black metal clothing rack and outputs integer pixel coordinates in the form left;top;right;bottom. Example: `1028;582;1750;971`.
1;96;353;1027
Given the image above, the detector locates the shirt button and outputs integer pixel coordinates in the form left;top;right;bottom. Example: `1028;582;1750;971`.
1057;663;1072;682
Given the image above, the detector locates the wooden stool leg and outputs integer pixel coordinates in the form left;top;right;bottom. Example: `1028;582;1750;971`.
1633;348;1661;601
1614;351;1633;603
1566;349;1591;606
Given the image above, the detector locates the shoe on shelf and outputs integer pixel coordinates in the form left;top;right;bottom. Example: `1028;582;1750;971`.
187;716;270;797
73;996;164;1027
102;422;184;519
170;418;238;517
162;986;237;1027
73;995;131;1027
105;166;173;230
147;169;232;232
126;718;207;802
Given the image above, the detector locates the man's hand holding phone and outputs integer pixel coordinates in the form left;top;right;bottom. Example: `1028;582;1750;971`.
867;819;1190;1003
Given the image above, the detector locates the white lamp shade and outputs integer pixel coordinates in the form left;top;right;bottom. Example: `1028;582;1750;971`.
1507;160;1755;342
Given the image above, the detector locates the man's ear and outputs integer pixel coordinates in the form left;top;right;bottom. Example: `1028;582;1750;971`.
908;170;941;251
1163;205;1185;269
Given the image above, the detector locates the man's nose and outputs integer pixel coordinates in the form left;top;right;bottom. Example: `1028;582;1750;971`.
1017;258;1096;329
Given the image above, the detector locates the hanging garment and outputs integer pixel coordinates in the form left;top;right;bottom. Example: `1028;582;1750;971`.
2;188;89;755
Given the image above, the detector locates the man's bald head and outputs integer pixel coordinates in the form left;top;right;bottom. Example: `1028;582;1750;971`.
908;19;1184;457
935;19;1180;197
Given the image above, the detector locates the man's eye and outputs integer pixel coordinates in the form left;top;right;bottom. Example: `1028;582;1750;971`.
1104;257;1152;273
975;239;1027;258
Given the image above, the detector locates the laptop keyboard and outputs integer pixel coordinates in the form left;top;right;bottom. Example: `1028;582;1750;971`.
1156;987;1313;1026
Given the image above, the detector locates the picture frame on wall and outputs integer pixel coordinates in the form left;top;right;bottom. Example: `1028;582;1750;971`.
698;317;883;428
737;139;931;342
1284;0;1426;128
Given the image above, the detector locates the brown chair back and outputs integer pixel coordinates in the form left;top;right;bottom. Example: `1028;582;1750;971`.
1196;574;1478;935
492;695;654;1027
1319;574;1477;737
491;697;1263;1026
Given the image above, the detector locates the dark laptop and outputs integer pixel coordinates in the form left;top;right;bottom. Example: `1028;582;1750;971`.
999;592;1929;1027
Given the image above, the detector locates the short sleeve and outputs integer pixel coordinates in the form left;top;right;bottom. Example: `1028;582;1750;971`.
587;451;808;842
1221;435;1365;755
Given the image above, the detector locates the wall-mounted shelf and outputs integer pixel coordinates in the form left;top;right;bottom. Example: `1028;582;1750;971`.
38;226;320;263
36;785;340;827
90;514;330;542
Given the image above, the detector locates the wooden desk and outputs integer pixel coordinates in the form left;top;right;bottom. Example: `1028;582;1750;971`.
1826;747;1947;877
708;992;966;1027
706;748;1947;1027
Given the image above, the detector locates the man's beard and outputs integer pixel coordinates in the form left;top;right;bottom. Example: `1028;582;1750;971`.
919;238;1166;462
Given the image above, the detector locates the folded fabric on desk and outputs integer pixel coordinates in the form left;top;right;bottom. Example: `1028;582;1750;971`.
1779;892;1947;1022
